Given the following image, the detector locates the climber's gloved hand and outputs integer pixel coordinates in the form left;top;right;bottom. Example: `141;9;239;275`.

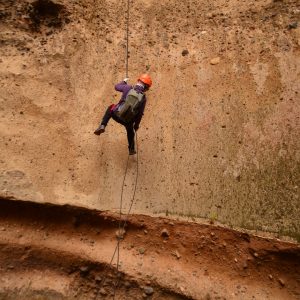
134;124;139;131
124;78;129;83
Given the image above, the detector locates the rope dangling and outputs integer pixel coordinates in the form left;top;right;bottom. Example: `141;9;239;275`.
125;0;130;78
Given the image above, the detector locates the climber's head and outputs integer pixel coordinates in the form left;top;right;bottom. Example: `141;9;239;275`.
137;74;152;91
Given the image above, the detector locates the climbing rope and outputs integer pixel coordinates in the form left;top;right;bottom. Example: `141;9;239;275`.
112;0;132;296
96;133;139;299
125;0;130;78
112;134;139;299
95;0;141;298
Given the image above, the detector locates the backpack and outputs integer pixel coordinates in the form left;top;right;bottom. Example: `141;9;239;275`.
115;88;144;123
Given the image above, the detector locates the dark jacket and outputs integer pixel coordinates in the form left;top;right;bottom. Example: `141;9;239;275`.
112;81;147;127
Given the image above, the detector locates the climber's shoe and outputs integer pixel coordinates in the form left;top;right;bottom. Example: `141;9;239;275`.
94;125;105;135
129;148;136;155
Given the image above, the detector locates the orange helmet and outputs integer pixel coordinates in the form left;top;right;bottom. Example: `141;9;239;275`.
138;74;152;87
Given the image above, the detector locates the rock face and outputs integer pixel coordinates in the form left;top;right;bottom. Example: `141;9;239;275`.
210;57;221;65
0;0;299;240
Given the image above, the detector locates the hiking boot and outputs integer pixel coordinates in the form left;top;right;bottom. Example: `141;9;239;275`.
94;125;105;135
129;148;136;155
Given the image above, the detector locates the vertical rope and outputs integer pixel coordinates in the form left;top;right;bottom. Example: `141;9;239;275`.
97;0;140;298
112;1;131;298
125;0;130;77
112;133;139;300
112;153;130;299
122;133;139;228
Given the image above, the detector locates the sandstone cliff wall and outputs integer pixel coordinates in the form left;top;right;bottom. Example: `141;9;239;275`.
0;0;299;239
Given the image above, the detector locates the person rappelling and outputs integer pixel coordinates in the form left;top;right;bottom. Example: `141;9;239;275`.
94;74;152;155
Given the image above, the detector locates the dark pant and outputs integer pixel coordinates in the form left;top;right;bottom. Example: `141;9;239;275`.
100;105;135;150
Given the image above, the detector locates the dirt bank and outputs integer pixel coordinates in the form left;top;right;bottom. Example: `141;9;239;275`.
0;198;300;299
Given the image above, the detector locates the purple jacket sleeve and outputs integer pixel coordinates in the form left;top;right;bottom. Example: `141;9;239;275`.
115;81;132;99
